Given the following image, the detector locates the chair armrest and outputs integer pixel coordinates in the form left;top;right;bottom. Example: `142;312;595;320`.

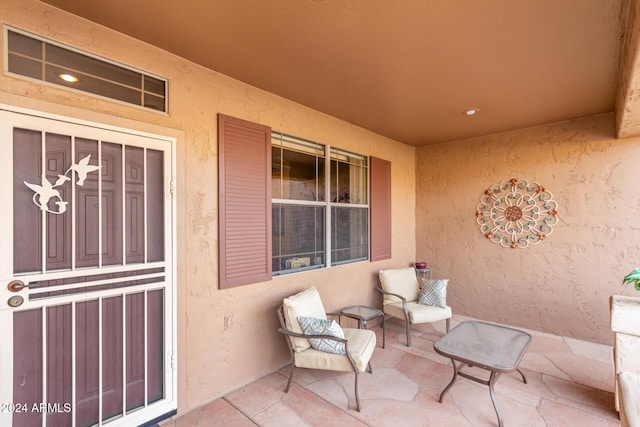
376;286;407;304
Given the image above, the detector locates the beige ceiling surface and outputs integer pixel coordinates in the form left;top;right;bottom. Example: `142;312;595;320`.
41;0;630;146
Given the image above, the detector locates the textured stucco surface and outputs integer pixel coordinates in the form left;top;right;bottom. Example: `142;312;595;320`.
0;0;416;413
416;113;640;345
616;0;640;138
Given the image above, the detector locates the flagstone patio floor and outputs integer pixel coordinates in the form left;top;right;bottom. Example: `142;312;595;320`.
159;315;620;427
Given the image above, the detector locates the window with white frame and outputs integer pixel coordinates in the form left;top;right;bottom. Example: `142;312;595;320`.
330;147;369;264
6;28;167;113
271;132;369;275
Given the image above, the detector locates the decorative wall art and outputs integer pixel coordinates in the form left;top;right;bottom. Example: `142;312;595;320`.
476;178;558;249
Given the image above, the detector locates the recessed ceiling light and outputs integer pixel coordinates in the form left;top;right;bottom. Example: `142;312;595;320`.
463;108;479;116
59;73;79;83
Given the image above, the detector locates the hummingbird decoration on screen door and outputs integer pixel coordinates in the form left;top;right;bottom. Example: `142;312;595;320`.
24;154;101;215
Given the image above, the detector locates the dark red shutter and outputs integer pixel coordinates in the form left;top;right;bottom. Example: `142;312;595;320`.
370;156;391;261
218;114;272;288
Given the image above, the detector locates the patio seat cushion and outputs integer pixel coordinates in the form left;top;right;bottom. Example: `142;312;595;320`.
619;371;640;427
293;327;376;372
385;301;452;323
611;295;640;336
283;287;327;352
378;268;419;304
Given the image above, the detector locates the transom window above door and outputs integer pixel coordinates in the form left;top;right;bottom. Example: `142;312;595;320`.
5;27;167;113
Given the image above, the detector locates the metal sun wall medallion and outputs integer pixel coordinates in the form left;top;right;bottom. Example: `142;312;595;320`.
476;178;558;249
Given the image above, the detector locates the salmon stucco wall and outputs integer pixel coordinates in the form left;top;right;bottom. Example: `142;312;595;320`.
0;0;416;413
416;113;640;345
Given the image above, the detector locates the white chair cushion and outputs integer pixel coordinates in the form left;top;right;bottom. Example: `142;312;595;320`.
283;287;327;352
611;295;640;335
379;268;419;304
293;328;376;372
384;301;452;324
619;372;640;427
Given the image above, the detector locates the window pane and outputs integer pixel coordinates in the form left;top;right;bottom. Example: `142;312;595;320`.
144;75;166;96
271;146;282;199
46;64;142;105
143;93;166;112
317;160;326;202
272;133;325;202
330;149;367;204
8;30;43;59
331;206;368;264
8;53;42;79
47;44;142;88
273;204;325;273
279;150;323;201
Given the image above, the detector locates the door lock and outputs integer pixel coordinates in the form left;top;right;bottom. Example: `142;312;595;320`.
7;295;24;308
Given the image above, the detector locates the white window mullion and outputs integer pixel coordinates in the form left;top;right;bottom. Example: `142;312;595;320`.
324;145;331;267
41;132;47;274
279;144;284;200
276;204;281;269
122;145;127;266
122;294;127;415
315;156;319;203
315;156;320;265
71;302;77;427
143;148;148;264
98;140;103;268
144;291;148;407
367;156;371;260
98;298;103;426
41;307;47;427
71;137;76;271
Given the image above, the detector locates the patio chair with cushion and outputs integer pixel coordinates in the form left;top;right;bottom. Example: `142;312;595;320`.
276;287;376;411
377;267;452;347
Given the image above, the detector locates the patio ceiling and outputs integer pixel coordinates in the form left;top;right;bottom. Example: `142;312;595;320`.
40;0;640;146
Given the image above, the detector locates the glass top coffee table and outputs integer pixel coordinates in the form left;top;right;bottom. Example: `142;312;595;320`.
433;320;532;427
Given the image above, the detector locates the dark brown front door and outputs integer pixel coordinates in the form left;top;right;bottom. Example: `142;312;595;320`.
0;109;176;427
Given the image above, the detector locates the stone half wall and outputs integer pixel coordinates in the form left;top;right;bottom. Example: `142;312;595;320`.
416;112;640;345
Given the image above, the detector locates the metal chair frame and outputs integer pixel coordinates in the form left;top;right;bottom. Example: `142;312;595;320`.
276;305;373;411
377;284;451;347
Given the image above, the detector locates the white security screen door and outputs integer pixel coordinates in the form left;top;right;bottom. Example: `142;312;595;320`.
0;107;176;427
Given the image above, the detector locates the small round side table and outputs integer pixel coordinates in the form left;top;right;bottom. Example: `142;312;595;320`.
415;267;433;284
340;305;385;348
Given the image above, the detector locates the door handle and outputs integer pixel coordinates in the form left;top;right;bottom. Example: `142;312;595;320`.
7;280;27;292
